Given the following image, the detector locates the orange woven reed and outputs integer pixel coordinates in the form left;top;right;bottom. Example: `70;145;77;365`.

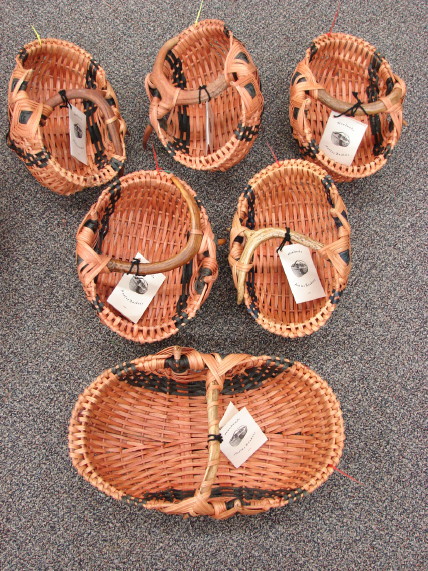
289;33;406;182
68;346;344;519
145;19;263;171
229;159;351;337
76;170;218;343
7;38;126;195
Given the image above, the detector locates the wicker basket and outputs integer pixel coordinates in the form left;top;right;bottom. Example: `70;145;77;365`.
7;38;126;195
229;159;351;337
289;32;406;182
68;346;344;519
144;19;263;171
76;170;217;343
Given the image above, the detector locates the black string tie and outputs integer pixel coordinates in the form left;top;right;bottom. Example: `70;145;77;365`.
128;257;141;275
59;89;71;109
276;228;292;252
208;433;223;443
334;92;369;118
198;85;211;104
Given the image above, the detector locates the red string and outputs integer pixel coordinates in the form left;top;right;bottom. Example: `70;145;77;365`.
329;464;363;485
266;141;281;166
151;143;163;172
328;1;341;35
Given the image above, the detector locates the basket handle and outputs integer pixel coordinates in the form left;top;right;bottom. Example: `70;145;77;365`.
149;36;229;110
44;89;124;155
317;84;403;116
232;227;326;304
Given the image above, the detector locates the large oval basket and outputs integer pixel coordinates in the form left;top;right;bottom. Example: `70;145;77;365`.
76;171;217;343
289;33;406;182
69;346;344;519
7;38;126;195
144;19;263;171
229;159;351;337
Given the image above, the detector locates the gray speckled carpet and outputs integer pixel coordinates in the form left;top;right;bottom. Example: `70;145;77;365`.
1;1;426;569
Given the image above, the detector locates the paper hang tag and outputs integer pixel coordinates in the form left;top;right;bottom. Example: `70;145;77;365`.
319;111;368;166
205;101;214;154
107;252;166;324
278;244;326;304
219;401;239;430
68;104;88;165
220;407;267;469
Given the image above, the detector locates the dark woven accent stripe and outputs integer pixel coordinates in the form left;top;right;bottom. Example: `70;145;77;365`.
85;58;100;89
91;294;104;313
18;47;28;62
321;175;335;206
367;53;384;155
246;268;260;318
301;138;319;159
7;134;51;168
243;184;256;229
116;358;292;396
234;122;260;142
122;486;306;505
309;42;318;62
96;178;122;254
173;255;193;328
329;289;343;304
165;50;186;88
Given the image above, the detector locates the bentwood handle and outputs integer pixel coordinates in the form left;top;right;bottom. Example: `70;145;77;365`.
235;227;325;304
317;84;403;116
106;175;203;276
150;36;229;108
44;89;124;155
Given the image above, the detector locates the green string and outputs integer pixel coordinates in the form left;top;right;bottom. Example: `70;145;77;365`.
31;26;42;46
194;0;204;24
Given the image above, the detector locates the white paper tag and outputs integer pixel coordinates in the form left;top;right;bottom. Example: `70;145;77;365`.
205;101;214;154
107;252;166;323
220;407;267;468
319;111;368;166
219;402;239;430
69;104;88;165
278;244;326;304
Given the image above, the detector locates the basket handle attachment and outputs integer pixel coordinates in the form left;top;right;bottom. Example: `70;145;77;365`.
317;84;403;116
43;89;124;155
231;226;351;304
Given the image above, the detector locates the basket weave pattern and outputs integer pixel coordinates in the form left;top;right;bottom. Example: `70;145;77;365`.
289;33;406;182
7;38;126;195
229;160;351;337
69;346;344;519
76;171;217;343
145;19;263;171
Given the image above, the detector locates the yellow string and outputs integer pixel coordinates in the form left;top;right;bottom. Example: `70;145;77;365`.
194;0;204;24
31;26;42;46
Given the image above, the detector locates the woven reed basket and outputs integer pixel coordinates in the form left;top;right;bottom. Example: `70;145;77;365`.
76;170;217;343
7;38;126;195
144;19;263;171
229;159;351;337
69;346;344;519
289;32;406;182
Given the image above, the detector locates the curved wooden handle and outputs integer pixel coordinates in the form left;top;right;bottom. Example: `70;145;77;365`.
236;227;325;304
150;36;229;110
317;85;403;116
44;88;123;155
106;175;203;275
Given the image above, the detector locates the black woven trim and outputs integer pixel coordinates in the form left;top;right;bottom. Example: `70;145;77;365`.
96;178;121;254
234;122;260;142
321;175;335;207
86;58;100;89
116;358;292;396
122;486;306;505
18;47;28;62
300;139;319;159
243;185;256;230
246;267;260;319
309;42;318;62
329;289;344;304
7;134;51;168
173;254;193;328
339;250;350;264
168;135;190;155
165;50;187;88
367;53;384;155
91;294;104;313
11;78;28;92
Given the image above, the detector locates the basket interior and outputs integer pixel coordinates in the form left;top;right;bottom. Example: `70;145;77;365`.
162;26;242;157
307;37;397;165
77;357;342;502
21;44;117;174
94;173;203;334
240;165;340;329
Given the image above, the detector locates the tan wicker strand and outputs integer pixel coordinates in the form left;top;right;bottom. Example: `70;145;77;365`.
7;38;126;195
76;170;218;344
229;159;350;338
144;19;263;171
289;32;406;182
68;346;345;519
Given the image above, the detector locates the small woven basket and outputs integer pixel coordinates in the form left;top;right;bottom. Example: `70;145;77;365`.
69;346;344;519
229;159;351;337
76;170;217;343
144;19;263;171
289;32;406;182
7;38;126;195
